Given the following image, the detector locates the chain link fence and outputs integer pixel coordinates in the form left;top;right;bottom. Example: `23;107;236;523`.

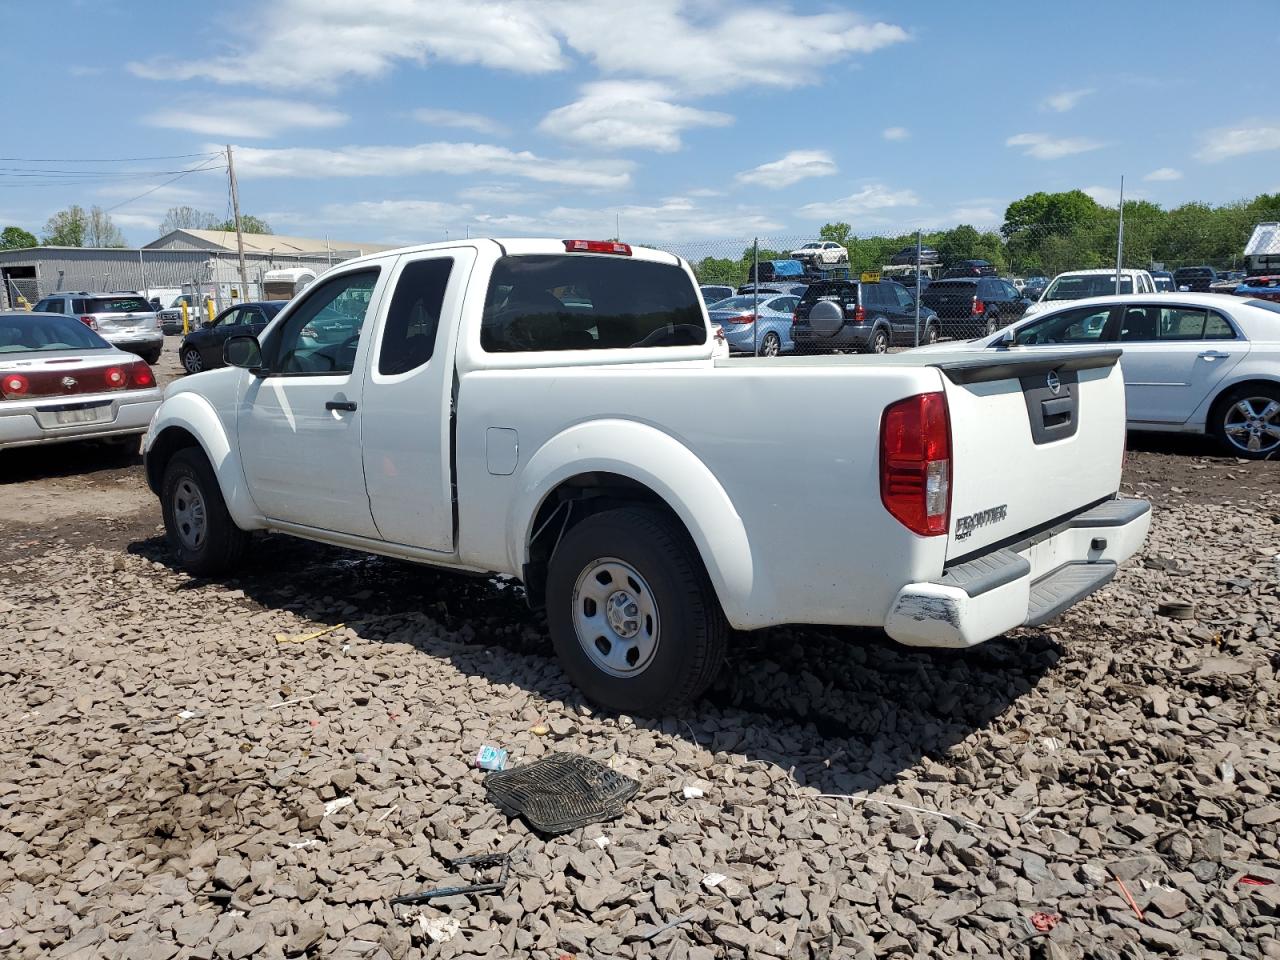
639;210;1280;356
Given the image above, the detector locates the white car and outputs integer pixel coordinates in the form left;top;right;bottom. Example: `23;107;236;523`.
1024;269;1157;318
143;237;1149;715
914;292;1280;458
790;240;848;267
0;311;161;449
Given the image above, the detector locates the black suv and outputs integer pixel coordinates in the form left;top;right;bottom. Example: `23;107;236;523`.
1172;266;1217;292
919;277;1030;339
790;280;940;354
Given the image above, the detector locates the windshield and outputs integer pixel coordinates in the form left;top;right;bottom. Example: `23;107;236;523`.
1044;275;1133;299
89;296;152;313
0;314;112;352
482;255;704;352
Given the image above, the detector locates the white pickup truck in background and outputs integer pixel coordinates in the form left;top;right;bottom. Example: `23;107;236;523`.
143;238;1151;715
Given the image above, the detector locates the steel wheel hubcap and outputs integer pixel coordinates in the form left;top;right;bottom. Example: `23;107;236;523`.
874;334;888;353
184;350;202;372
572;558;660;678
172;478;207;550
1224;397;1280;453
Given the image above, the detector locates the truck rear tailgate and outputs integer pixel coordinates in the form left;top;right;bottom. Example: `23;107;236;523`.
931;349;1126;561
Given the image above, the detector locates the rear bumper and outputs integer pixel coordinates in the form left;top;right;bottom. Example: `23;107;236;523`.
0;389;161;449
883;497;1151;648
792;323;876;350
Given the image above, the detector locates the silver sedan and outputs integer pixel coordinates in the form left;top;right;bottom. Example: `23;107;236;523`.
0;311;162;450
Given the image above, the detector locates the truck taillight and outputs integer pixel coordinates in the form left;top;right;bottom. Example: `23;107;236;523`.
80;315;98;330
1;373;30;398
880;392;951;537
563;240;632;256
972;298;985;315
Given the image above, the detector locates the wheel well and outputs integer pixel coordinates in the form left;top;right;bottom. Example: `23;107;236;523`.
145;426;201;495
522;472;685;607
1206;378;1280;434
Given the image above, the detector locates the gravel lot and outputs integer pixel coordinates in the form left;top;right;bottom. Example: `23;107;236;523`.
1;343;1277;959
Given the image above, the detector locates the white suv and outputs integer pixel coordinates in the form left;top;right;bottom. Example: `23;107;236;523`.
33;291;163;363
1024;269;1156;318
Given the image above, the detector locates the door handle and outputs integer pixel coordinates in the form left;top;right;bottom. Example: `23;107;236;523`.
325;400;357;412
1197;351;1230;360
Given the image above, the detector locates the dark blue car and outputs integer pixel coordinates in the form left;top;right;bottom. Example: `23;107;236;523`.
179;300;287;374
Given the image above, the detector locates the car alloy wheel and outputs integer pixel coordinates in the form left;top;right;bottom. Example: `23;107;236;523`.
182;348;203;374
1222;396;1280;455
759;332;781;357
871;330;889;354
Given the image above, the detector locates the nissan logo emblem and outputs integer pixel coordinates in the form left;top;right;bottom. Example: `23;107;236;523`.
1046;370;1061;395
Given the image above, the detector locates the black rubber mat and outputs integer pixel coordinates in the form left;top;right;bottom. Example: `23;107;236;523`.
483;753;639;835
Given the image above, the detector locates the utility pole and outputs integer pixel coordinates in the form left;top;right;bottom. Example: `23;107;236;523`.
1114;174;1125;295
226;145;249;297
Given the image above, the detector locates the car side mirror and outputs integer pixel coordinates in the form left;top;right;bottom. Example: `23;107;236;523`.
224;335;263;371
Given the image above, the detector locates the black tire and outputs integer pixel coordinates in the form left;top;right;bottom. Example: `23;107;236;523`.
160;447;249;576
1210;384;1280;459
923;323;940;345
758;331;781;357
182;347;204;375
545;507;728;716
141;349;162;365
870;328;890;354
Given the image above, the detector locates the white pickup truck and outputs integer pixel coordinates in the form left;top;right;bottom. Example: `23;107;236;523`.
143;238;1151;715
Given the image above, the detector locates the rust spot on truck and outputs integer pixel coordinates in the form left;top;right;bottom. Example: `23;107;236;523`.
893;595;960;628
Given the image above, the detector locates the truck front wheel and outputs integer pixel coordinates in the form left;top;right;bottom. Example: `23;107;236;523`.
546;507;727;716
160;447;249;576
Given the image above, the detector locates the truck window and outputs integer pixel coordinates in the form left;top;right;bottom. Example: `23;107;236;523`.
269;269;380;375
481;255;704;352
380;258;453;375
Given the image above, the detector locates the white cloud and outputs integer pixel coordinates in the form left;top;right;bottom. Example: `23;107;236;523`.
1005;132;1104;159
457;183;544;205
686;187;724;198
735;150;837;189
1143;167;1183;181
128;0;907;95
412;108;503;136
1042;88;1093;113
129;1;567;91
798;184;919;219
318;199;472;232
228;142;633;189
144;98;348;139
946;206;1001;228
472;198;784;243
1195;122;1280;162
539;82;732;152
882;127;910;141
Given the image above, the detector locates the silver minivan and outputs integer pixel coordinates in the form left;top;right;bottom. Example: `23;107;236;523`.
33;291;164;362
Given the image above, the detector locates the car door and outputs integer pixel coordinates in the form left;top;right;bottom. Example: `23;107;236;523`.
999;280;1029;320
236;265;388;538
1116;304;1249;424
360;248;473;552
889;283;922;343
201;307;243;365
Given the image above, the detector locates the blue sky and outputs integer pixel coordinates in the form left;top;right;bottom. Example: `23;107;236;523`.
4;0;1279;247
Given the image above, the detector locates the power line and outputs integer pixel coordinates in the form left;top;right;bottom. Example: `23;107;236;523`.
102;157;228;214
0;152;223;163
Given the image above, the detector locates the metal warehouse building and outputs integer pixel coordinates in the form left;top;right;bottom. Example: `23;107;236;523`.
0;229;396;310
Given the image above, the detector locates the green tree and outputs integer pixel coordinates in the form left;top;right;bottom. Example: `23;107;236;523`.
818;222;852;247
86;206;126;247
212;215;272;235
0;226;37;249
42;205;89;246
1002;190;1101;238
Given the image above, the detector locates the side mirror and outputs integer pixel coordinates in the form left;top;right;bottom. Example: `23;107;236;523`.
224;335;263;371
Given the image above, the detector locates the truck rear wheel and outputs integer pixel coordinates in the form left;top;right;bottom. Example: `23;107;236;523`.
545;507;727;715
161;447;249;576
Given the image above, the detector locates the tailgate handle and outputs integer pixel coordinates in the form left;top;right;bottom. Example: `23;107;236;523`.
1040;396;1073;427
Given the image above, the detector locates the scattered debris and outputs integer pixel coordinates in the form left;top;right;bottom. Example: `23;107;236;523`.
483;752;639;835
682;785;705;799
475;744;509;771
812;793;982;831
323;797;354;817
265;694;318;710
1029;912;1061;933
592;835;610;849
1240;875;1275;887
637;911;699;941
286;839;321;850
390;853;511;906
1114;878;1145;921
407;914;460;944
274;623;345;644
702;873;726;889
1157;600;1196;619
529;719;550;736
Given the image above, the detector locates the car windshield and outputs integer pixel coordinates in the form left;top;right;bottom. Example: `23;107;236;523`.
0;314;112;352
1044;275;1133;299
89;296;152;313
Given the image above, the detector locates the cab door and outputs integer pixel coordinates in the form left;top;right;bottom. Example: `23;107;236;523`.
360;248;475;552
236;265;388;538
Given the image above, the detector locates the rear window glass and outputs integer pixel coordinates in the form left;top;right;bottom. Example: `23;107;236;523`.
0;314;111;352
1045;275;1133;299
1245;299;1280;314
482;255;704;352
88;296;151;313
924;280;977;293
798;282;855;304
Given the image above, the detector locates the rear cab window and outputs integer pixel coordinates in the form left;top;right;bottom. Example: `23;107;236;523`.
481;255;705;352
